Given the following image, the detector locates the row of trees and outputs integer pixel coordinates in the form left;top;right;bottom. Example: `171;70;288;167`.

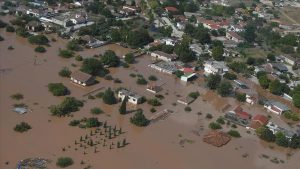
256;126;300;149
206;74;233;97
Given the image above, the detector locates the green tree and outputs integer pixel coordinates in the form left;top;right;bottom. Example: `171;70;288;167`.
212;46;224;61
290;134;300;149
48;83;69;96
269;79;284;95
56;157;73;168
101;50;120;67
81;58;103;75
293;92;300;108
227;130;241;137
130;109;150;127
59;49;74;58
28;35;49;45
119;96;127;115
206;74;221;90
49;97;83;116
209;122;222;130
14;122;31;133
235;93;246;102
102;88;117;105
256;126;275;142
85;118;102;128
258;75;270;89
124;53;135;64
217;81;233;97
59;67;71;77
275;132;289;147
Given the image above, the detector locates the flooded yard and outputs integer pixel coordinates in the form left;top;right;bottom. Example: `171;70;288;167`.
1;15;300;169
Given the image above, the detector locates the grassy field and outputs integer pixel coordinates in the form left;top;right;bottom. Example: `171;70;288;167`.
278;7;300;24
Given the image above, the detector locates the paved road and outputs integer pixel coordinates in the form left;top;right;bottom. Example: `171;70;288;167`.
161;17;184;38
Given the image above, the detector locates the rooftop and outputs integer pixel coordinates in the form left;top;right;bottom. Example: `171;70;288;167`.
71;71;93;82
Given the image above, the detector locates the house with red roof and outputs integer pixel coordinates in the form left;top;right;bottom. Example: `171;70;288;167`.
247;114;269;130
196;17;220;30
224;106;251;127
165;6;178;13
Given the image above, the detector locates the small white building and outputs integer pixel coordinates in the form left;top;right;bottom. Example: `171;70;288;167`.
151;51;178;62
118;89;142;105
204;60;228;75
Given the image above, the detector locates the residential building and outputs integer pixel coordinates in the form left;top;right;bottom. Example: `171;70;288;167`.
204;60;228;75
226;31;244;43
264;100;290;115
248;114;269;130
266;122;295;139
151;51;178;62
71;71;95;86
225;106;252;126
118;89;142;105
177;96;195;105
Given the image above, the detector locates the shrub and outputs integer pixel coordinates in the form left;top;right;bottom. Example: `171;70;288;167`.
69;120;80;126
14;122;31;132
34;46;46;53
8;45;14;50
0;35;4;41
48;83;69;96
114;78;122;83
0;19;7;28
217;81;233;97
235;93;246;102
223;72;237;80
95;92;104;98
75;55;83;61
124;53;135;64
228;130;241;137
185;106;192;112
28;35;49;45
56;157;73;168
148;75;157;81
188;91;200;99
59;49;74;58
150;107;156;113
209;122;222;130
104;75;113;80
206;113;213;119
136;78;148;85
49;97;83;116
102;88;117;105
85;117;102;128
147;98;161;106
6;25;15;32
130;109;150;127
216;117;225;125
174;70;184;78
283;111;300;121
11;93;23;100
90;107;103;115
59;67;71;77
129;73;136;77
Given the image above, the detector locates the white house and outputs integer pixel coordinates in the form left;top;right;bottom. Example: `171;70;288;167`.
264;100;290;115
118;89;142;105
204;60;228;75
267;122;295;139
151;51;178;62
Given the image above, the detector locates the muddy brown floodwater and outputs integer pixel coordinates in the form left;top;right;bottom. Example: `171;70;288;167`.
1;15;300;169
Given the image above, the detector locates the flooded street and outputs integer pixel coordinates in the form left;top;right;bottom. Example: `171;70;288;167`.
1;15;300;169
